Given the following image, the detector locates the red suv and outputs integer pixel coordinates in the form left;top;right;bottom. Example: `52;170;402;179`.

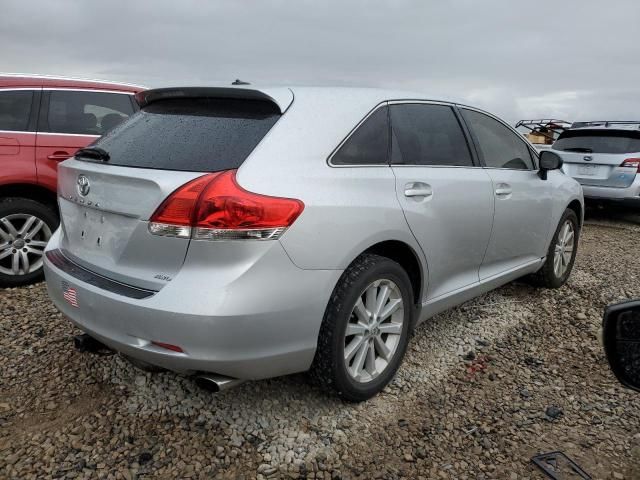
0;74;144;287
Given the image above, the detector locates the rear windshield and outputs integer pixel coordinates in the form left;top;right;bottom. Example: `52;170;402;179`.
553;129;640;154
88;98;281;171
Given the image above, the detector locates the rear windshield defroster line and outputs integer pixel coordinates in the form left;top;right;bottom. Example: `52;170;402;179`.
86;98;281;172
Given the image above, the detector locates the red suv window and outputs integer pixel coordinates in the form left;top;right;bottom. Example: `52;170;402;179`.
44;90;135;136
0;90;33;131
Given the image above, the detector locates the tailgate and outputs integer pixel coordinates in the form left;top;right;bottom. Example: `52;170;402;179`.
57;160;202;290
559;151;637;188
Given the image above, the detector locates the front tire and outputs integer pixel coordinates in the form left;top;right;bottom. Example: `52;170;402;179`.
531;208;579;288
309;254;413;402
0;197;58;288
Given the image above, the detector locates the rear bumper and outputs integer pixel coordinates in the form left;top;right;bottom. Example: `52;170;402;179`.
580;177;640;204
44;230;342;380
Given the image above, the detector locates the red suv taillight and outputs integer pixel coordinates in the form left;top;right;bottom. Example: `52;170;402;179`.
620;158;640;173
148;170;304;241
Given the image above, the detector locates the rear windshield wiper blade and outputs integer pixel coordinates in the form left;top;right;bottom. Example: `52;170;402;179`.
75;147;110;162
562;147;593;153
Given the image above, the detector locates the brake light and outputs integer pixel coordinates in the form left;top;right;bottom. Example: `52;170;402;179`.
620;158;640;173
148;170;304;241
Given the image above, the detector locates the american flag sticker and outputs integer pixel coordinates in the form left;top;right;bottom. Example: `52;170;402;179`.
61;281;79;308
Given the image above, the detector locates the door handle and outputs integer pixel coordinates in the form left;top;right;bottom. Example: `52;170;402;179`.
404;182;433;198
495;183;512;196
47;151;71;161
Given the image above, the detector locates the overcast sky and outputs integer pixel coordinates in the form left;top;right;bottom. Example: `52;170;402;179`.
2;0;639;123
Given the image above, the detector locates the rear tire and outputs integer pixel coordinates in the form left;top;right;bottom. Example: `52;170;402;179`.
309;254;413;402
531;208;579;288
0;197;58;288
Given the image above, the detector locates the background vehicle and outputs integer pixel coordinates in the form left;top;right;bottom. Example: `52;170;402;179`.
515;119;571;151
602;299;640;392
0;74;143;287
44;86;583;401
551;121;640;207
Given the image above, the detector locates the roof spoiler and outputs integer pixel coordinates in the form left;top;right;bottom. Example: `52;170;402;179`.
135;87;291;113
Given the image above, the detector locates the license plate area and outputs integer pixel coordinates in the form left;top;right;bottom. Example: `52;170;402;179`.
77;207;110;247
578;164;598;176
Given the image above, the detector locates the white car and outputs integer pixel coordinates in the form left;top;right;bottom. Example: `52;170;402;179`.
552;122;640;206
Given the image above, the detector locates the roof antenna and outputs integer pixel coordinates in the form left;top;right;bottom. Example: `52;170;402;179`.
232;79;250;85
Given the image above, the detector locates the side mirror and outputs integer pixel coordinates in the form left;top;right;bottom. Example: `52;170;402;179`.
602;299;640;392
538;151;563;180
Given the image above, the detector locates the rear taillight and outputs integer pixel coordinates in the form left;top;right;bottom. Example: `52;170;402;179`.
620;158;640;173
149;170;304;241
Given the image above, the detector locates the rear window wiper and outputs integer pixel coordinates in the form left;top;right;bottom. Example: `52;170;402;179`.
562;147;593;153
75;147;110;162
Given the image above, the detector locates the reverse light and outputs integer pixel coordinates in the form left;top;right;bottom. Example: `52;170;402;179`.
620;158;640;173
148;170;304;241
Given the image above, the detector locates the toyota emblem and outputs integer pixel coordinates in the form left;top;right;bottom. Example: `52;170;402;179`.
77;175;90;196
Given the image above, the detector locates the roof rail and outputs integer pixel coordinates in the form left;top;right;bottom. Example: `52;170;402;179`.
0;72;146;89
571;121;640;129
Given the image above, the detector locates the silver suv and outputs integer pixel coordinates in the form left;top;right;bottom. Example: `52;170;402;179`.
44;87;583;401
552;121;640;206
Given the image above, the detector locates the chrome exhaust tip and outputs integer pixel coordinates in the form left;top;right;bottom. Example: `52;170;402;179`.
195;374;245;393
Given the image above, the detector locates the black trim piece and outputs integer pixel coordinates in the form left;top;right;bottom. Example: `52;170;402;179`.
46;249;156;300
453;105;481;167
27;89;41;132
37;90;50;132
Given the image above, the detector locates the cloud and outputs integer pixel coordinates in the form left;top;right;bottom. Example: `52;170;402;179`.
2;0;639;124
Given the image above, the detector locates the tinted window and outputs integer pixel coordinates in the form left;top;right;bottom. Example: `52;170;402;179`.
462;109;534;170
332;106;389;165
553;129;640;154
90;98;280;172
46;91;135;135
0;90;33;131
390;104;473;166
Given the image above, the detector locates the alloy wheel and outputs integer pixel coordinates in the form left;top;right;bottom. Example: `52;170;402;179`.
553;219;575;278
343;279;404;383
0;214;52;276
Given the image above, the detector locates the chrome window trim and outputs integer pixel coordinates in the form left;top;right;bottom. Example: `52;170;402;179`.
0;129;36;135
0;87;41;92
37;132;101;138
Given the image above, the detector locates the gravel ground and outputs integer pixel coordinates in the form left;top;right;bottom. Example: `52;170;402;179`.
2;206;640;480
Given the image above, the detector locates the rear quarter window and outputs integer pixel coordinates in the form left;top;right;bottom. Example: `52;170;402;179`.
331;106;389;165
553;130;640;154
89;98;281;172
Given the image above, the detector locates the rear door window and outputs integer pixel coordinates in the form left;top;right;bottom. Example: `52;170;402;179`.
553;130;640;154
332;106;389;165
461;109;535;170
44;91;135;136
90;97;281;172
0;90;33;131
390;103;473;166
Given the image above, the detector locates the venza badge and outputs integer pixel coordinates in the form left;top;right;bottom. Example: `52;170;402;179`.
77;174;90;196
